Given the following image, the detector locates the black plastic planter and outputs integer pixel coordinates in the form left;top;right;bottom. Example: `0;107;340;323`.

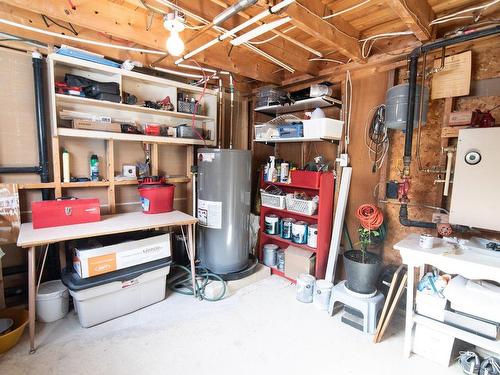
344;250;382;294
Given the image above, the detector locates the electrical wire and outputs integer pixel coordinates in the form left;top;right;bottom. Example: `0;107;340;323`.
0;18;166;55
322;0;371;20
430;0;500;25
309;58;346;64
344;70;352;155
364;105;389;172
360;31;414;58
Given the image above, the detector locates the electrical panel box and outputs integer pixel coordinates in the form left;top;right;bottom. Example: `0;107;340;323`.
449;128;500;231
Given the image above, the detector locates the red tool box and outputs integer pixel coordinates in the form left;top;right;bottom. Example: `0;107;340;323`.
31;198;101;229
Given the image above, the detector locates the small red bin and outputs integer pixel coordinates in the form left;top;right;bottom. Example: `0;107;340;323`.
138;177;175;214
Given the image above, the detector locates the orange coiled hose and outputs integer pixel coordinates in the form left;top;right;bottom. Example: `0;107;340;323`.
356;204;383;230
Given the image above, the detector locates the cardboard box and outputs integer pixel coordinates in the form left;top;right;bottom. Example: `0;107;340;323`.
73;233;170;278
284;245;316;280
415;290;447;322
73;119;122;133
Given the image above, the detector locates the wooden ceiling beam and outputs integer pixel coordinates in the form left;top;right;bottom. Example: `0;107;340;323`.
282;2;363;62
0;0;281;83
385;0;435;41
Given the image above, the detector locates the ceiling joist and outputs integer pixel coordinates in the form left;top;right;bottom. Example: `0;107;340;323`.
385;0;435;41
282;2;363;62
0;0;282;83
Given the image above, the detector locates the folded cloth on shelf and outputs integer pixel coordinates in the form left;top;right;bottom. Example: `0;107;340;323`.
443;275;500;323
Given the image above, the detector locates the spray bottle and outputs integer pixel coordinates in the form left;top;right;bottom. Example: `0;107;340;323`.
90;154;99;181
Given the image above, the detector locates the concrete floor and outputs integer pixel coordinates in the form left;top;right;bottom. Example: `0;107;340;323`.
0;276;459;375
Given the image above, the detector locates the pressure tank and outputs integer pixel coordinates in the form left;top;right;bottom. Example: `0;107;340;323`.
196;149;251;274
385;83;429;130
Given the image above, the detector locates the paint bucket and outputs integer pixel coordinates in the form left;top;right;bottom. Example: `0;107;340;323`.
307;224;318;248
264;214;280;235
419;234;435;249
280;218;295;239
36;280;69;323
296;273;316;303
313;279;333;311
291;221;308;244
277;250;285;271
263;244;279;267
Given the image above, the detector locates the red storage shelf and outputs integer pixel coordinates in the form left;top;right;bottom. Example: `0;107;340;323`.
258;170;335;281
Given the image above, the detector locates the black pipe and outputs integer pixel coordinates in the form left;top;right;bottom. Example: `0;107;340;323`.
404;26;500;175
399;204;469;232
32;53;51;200
0;166;41;174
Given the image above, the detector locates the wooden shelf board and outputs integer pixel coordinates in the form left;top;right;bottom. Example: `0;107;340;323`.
270;267;296;283
262;233;317;252
254;136;340;143
57;127;213;146
18;182;56;190
254;96;342;115
61;181;110;188
115;176;190;186
56;94;214;122
441;126;471;138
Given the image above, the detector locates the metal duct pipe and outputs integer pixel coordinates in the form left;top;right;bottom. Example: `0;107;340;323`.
213;0;258;26
32;52;51;200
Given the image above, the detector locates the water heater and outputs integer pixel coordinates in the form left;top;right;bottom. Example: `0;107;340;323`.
449;127;500;231
196;149;251;274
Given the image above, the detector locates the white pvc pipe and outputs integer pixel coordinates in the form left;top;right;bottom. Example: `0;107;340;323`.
175;0;295;65
443;151;453;197
0;18;166;55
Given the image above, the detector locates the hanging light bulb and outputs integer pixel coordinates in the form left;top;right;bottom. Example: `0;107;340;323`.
166;31;184;56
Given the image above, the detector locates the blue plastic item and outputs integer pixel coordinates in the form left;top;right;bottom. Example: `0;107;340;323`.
56;48;121;68
278;122;303;138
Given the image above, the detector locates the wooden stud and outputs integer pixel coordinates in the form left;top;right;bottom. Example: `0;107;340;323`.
151;143;159;176
106;139;116;214
376;272;408;343
51;136;62;198
374;265;404;342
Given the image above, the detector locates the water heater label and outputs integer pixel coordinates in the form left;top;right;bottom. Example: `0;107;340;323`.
198;153;215;162
197;199;222;229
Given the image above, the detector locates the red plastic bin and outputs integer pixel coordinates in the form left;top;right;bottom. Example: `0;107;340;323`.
138;178;175;214
290;170;321;189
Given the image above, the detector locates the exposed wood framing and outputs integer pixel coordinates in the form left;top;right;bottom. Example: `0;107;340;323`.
385;0;435;41
283;2;363;62
0;1;281;83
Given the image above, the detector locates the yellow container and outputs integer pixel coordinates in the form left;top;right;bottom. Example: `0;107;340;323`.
0;308;29;354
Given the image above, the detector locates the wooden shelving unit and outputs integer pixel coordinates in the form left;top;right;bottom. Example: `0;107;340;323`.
33;53;220;214
254;96;342;115
257;170;334;281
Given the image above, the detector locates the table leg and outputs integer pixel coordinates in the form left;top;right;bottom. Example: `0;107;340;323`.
187;224;197;298
404;265;415;358
28;246;36;354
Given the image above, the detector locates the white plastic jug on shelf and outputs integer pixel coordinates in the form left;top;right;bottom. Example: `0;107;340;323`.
304;108;325;120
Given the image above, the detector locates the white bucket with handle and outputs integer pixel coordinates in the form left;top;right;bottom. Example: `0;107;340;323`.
36;280;69;323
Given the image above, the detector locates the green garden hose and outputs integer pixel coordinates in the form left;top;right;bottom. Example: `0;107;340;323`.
167;264;227;302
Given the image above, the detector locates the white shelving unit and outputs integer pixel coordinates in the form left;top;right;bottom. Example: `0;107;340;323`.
254;96;342;115
46;53;218;212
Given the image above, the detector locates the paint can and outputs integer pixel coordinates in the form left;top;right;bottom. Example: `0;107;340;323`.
296;273;316;303
313;279;333;311
291;221;308;244
264;214;280;235
419;234;435;249
263;244;279;267
280;218;296;239
277;250;285;271
307;224;318;248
